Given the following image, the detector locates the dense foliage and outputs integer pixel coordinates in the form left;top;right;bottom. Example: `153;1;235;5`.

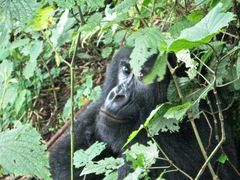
0;0;239;179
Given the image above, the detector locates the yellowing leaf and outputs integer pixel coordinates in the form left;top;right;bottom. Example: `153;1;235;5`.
31;6;54;31
55;52;62;66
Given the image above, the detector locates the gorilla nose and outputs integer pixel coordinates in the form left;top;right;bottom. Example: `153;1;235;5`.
114;94;126;102
104;86;130;110
108;90;127;103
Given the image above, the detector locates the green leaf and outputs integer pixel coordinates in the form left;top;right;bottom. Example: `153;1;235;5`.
23;41;43;79
164;102;192;121
63;98;71;120
0;60;13;82
103;171;118;180
123;125;144;148
48;0;75;9
168;3;235;52
80;157;124;176
0;0;40;25
143;53;167;84
0;124;50;179
127;28;166;76
51;9;69;47
176;50;198;79
101;47;112;59
124;168;143;180
2;85;18;109
146;103;180;135
74;141;106;168
237;51;240;78
31;6;54;31
14;90;29;114
217;153;228;164
125;141;158;169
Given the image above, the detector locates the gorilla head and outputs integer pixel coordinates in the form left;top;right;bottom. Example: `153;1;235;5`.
96;48;169;152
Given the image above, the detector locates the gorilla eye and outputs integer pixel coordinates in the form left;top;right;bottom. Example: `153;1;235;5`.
122;65;131;74
139;72;144;80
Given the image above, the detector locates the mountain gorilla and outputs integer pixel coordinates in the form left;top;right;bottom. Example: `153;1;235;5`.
49;48;239;179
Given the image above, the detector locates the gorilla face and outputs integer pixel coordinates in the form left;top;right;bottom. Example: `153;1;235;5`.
99;52;160;124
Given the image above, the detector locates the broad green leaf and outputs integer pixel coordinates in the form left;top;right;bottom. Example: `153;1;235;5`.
51;9;69;47
74;141;106;168
143;53;167;84
127;28;166;76
170;17;194;38
23;41;43;79
80;157;124;176
168;3;235;52
164;102;192;121
0;124;50;179
31;6;54;31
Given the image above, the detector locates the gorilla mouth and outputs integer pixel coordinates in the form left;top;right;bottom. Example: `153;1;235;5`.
99;108;130;124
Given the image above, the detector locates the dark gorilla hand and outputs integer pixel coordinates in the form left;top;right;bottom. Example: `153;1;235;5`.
49;48;239;180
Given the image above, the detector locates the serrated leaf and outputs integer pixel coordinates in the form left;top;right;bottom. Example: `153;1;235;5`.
125;141;158;169
127;28;166;76
164;102;192;121
143;53;167;84
176;50;198;79
0;0;39;25
146;103;180;135
74;141;106;168
168;3;235;52
0;124;50;179
80;157;123;176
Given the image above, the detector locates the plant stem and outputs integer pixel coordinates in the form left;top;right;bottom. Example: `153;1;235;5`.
166;61;218;179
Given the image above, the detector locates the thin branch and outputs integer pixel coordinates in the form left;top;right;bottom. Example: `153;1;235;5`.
148;131;193;180
135;4;148;27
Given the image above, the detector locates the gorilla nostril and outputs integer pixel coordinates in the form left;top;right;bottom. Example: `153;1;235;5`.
108;91;115;100
114;94;125;102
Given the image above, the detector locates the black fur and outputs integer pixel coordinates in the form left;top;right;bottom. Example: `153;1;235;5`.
49;48;239;180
